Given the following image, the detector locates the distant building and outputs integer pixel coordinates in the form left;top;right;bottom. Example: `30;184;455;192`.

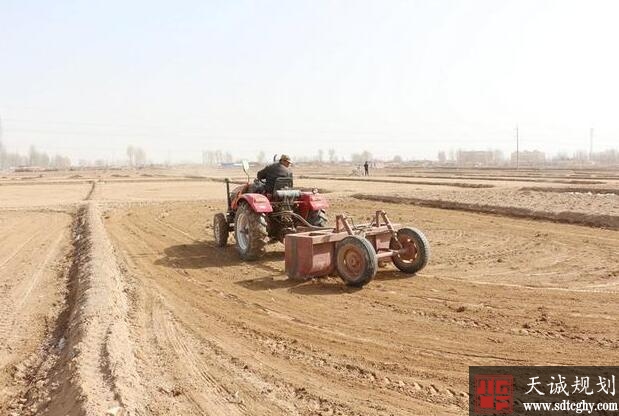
592;149;619;164
511;150;545;166
456;150;495;166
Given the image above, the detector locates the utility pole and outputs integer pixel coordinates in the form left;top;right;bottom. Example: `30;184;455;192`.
515;125;519;169
589;128;594;161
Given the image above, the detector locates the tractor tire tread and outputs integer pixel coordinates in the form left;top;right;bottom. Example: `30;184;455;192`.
213;212;230;247
235;202;268;260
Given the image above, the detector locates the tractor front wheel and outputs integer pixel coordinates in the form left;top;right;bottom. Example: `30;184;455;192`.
335;235;378;287
390;227;430;274
213;213;229;247
234;202;268;260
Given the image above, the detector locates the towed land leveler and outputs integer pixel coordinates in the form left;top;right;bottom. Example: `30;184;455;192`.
285;210;429;286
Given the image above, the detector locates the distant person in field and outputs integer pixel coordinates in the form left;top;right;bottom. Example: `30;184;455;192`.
364;160;370;176
257;154;293;194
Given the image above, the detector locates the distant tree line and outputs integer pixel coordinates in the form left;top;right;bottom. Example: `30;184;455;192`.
0;141;71;169
247;148;386;164
350;150;373;164
202;150;233;166
291;148;340;163
126;145;147;167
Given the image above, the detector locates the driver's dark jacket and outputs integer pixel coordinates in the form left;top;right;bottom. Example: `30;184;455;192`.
257;162;292;193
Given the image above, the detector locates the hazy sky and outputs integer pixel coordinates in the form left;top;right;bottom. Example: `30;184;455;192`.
1;0;618;163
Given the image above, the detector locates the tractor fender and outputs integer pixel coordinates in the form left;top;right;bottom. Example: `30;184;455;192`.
304;193;329;210
235;193;273;213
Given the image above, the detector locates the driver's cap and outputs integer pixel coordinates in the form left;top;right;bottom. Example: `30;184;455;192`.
279;154;293;164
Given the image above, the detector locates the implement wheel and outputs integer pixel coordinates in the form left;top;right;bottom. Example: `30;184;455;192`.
390;227;430;274
213;213;229;247
335;235;378;287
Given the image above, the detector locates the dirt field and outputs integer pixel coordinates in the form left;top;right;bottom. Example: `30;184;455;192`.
0;166;617;415
0;211;72;410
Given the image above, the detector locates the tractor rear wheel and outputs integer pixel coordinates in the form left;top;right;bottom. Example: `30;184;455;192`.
307;209;328;227
335;235;378;287
234;202;268;260
213;213;229;247
390;227;430;274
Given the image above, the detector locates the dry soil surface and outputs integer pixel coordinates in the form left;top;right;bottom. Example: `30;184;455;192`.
0;210;73;412
103;199;618;415
0;170;617;416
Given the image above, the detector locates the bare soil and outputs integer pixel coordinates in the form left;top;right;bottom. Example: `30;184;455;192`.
0;166;617;415
0;210;72;414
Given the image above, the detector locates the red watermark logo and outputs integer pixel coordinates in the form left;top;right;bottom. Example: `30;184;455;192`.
474;374;514;414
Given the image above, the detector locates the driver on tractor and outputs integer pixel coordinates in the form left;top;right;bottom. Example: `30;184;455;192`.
256;154;293;194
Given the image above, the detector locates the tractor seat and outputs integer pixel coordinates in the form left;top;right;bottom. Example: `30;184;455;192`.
272;176;293;193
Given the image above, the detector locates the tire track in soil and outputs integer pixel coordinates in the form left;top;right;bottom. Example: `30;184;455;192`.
0;236;67;411
117;202;613;386
86;196;615;415
146;263;472;407
431;274;619;295
104;206;481;415
0;233;39;270
0;212;72;414
114;218;368;415
151;302;250;416
0;214;41;272
13;233;65;311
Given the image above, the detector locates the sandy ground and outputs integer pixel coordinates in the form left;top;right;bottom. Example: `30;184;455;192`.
294;178;619;218
0;166;617;415
0;184;91;208
101;200;619;415
0;211;73;412
95;180;226;203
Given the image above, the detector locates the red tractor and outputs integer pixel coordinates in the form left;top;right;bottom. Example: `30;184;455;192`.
213;161;329;260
